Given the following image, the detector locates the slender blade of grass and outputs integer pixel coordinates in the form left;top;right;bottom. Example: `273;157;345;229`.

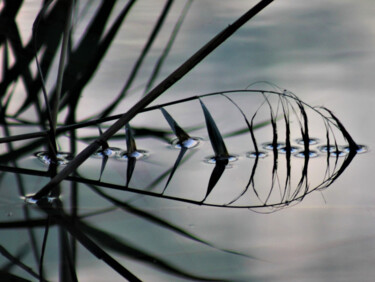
125;123;137;153
161;108;190;141
51;0;74;136
199;99;228;157
30;0;55;131
320;107;358;150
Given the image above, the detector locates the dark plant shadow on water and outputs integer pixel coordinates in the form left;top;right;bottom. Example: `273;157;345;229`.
0;0;367;281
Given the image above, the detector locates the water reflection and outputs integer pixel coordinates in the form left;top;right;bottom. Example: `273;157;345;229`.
0;0;370;281
21;89;365;210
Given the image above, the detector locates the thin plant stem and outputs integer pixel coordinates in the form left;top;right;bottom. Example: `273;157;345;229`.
51;0;74;143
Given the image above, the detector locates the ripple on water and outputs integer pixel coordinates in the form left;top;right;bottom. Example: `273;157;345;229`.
246;151;268;159
278;146;301;154
92;147;122;158
115;150;149;161
204;155;238;164
23;194;58;205
343;144;368;154
295;138;320;145
171;137;201;149
318;145;347;157
262;142;285;150
294;150;319;158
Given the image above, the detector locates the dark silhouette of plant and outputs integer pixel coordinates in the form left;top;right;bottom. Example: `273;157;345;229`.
0;0;366;281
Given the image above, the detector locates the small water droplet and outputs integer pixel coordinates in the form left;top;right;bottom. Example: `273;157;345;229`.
278;146;301;154
35;151;73;165
171;137;200;149
92;147;122;158
294;150;319;158
7;212;13;217
262;142;285;150
204;155;238;164
246;151;268;158
295;138;320;145
116;150;149;160
343;144;368;154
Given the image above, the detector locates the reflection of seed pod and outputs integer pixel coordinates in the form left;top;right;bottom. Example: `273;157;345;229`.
140;90;368;209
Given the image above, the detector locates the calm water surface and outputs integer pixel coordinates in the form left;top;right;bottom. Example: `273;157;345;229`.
3;1;375;281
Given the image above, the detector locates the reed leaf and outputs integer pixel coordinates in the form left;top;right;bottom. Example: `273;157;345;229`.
161;108;190;142
51;0;74;137
199;99;228;157
160;107;192;191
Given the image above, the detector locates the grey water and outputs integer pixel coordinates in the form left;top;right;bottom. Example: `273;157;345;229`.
1;1;375;281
